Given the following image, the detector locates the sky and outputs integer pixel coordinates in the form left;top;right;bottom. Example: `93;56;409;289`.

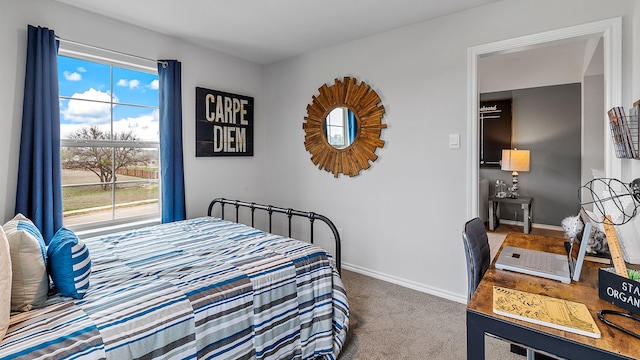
58;56;159;141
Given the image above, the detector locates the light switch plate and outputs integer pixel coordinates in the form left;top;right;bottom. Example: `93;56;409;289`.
449;133;460;149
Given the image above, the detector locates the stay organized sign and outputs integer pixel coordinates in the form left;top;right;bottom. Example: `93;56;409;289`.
195;87;254;157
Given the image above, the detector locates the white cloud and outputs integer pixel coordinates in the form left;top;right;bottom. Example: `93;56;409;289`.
61;108;159;142
117;79;141;89
77;66;86;73
148;79;159;90
63;71;82;81
61;88;116;125
113;108;159;141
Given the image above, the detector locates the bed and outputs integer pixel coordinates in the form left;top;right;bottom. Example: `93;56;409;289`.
0;198;349;360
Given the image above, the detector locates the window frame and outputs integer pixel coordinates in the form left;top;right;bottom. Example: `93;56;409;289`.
58;46;161;233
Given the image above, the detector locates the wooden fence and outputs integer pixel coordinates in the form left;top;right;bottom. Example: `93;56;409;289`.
116;168;158;179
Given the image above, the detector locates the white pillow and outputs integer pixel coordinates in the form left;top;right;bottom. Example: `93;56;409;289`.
3;214;49;311
0;226;11;341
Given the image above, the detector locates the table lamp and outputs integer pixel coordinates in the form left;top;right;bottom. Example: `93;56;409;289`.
501;149;530;198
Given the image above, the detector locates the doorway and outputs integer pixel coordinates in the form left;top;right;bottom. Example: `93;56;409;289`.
466;17;622;224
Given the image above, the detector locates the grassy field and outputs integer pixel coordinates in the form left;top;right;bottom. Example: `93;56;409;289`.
62;169;158;212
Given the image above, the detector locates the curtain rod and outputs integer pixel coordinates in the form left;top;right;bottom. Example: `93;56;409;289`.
55;36;168;68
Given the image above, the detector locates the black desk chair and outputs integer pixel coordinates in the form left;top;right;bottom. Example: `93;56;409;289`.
463;217;491;299
463;218;553;360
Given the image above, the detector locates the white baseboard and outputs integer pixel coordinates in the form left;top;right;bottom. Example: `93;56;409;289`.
341;262;468;305
532;223;564;231
497;219;563;232
340;221;563;306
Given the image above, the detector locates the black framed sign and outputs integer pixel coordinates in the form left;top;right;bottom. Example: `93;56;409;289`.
479;99;512;168
195;87;254;157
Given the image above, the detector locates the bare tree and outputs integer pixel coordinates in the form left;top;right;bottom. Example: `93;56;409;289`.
61;126;149;190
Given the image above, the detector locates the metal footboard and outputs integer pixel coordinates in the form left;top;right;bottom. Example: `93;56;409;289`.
207;197;342;273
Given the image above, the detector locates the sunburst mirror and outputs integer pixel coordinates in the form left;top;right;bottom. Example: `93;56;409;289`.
303;77;387;177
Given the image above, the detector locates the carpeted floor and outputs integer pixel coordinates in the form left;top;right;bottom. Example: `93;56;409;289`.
337;269;521;360
336;225;566;359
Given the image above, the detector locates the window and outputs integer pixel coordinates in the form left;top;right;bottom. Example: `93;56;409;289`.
326;107;347;148
324;107;358;150
58;52;160;230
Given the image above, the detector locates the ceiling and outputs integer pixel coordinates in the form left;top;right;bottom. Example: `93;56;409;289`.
52;0;499;64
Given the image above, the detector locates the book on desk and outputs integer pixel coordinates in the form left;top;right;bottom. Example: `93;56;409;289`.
492;286;601;338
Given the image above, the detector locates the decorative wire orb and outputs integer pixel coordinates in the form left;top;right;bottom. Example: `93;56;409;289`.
579;177;640;225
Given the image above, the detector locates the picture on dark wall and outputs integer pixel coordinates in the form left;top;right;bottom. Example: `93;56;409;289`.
195;87;254;157
479;99;512;168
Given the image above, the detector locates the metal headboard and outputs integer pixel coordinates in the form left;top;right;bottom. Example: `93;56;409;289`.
207;197;342;273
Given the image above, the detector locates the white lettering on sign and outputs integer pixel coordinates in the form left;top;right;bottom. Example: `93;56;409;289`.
213;125;246;153
240;99;248;125
607;286;640;307
622;281;640;296
205;93;248;125
479;105;498;112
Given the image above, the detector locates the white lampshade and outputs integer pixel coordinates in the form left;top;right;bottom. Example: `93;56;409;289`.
501;149;530;172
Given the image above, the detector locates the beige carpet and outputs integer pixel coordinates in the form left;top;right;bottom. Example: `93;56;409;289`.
337;269;521;360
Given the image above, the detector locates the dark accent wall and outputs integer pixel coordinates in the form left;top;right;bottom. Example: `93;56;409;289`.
480;83;582;226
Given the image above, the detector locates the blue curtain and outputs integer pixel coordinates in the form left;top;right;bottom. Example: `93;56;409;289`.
158;60;186;223
16;25;62;244
347;109;357;144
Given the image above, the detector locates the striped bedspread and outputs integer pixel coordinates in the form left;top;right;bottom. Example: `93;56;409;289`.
0;217;349;360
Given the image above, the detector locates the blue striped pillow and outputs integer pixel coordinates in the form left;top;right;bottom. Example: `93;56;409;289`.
47;227;91;299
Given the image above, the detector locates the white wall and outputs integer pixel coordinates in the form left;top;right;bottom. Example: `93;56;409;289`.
478;41;588;94
583;74;606;189
629;1;640;178
0;0;266;223
264;0;638;302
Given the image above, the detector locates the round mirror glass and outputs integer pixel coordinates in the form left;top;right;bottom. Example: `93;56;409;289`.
325;107;358;149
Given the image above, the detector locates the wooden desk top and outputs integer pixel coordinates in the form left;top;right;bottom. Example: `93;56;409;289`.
467;232;639;358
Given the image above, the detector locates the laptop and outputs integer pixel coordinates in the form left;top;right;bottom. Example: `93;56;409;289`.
495;209;592;284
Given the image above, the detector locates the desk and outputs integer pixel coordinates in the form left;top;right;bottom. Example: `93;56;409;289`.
488;196;532;233
466;233;638;360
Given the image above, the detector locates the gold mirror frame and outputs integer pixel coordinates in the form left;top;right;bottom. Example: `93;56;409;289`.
303;77;386;177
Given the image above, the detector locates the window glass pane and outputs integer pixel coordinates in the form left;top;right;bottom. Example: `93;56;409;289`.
60;98;114;140
112;66;159;107
61;145;113;180
113;149;159;219
58;56;110;99
113;105;159;141
61;146;159;225
63;184;114;227
114;183;159;220
62;158;106;186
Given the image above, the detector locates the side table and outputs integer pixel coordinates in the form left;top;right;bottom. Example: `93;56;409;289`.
488;195;533;233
